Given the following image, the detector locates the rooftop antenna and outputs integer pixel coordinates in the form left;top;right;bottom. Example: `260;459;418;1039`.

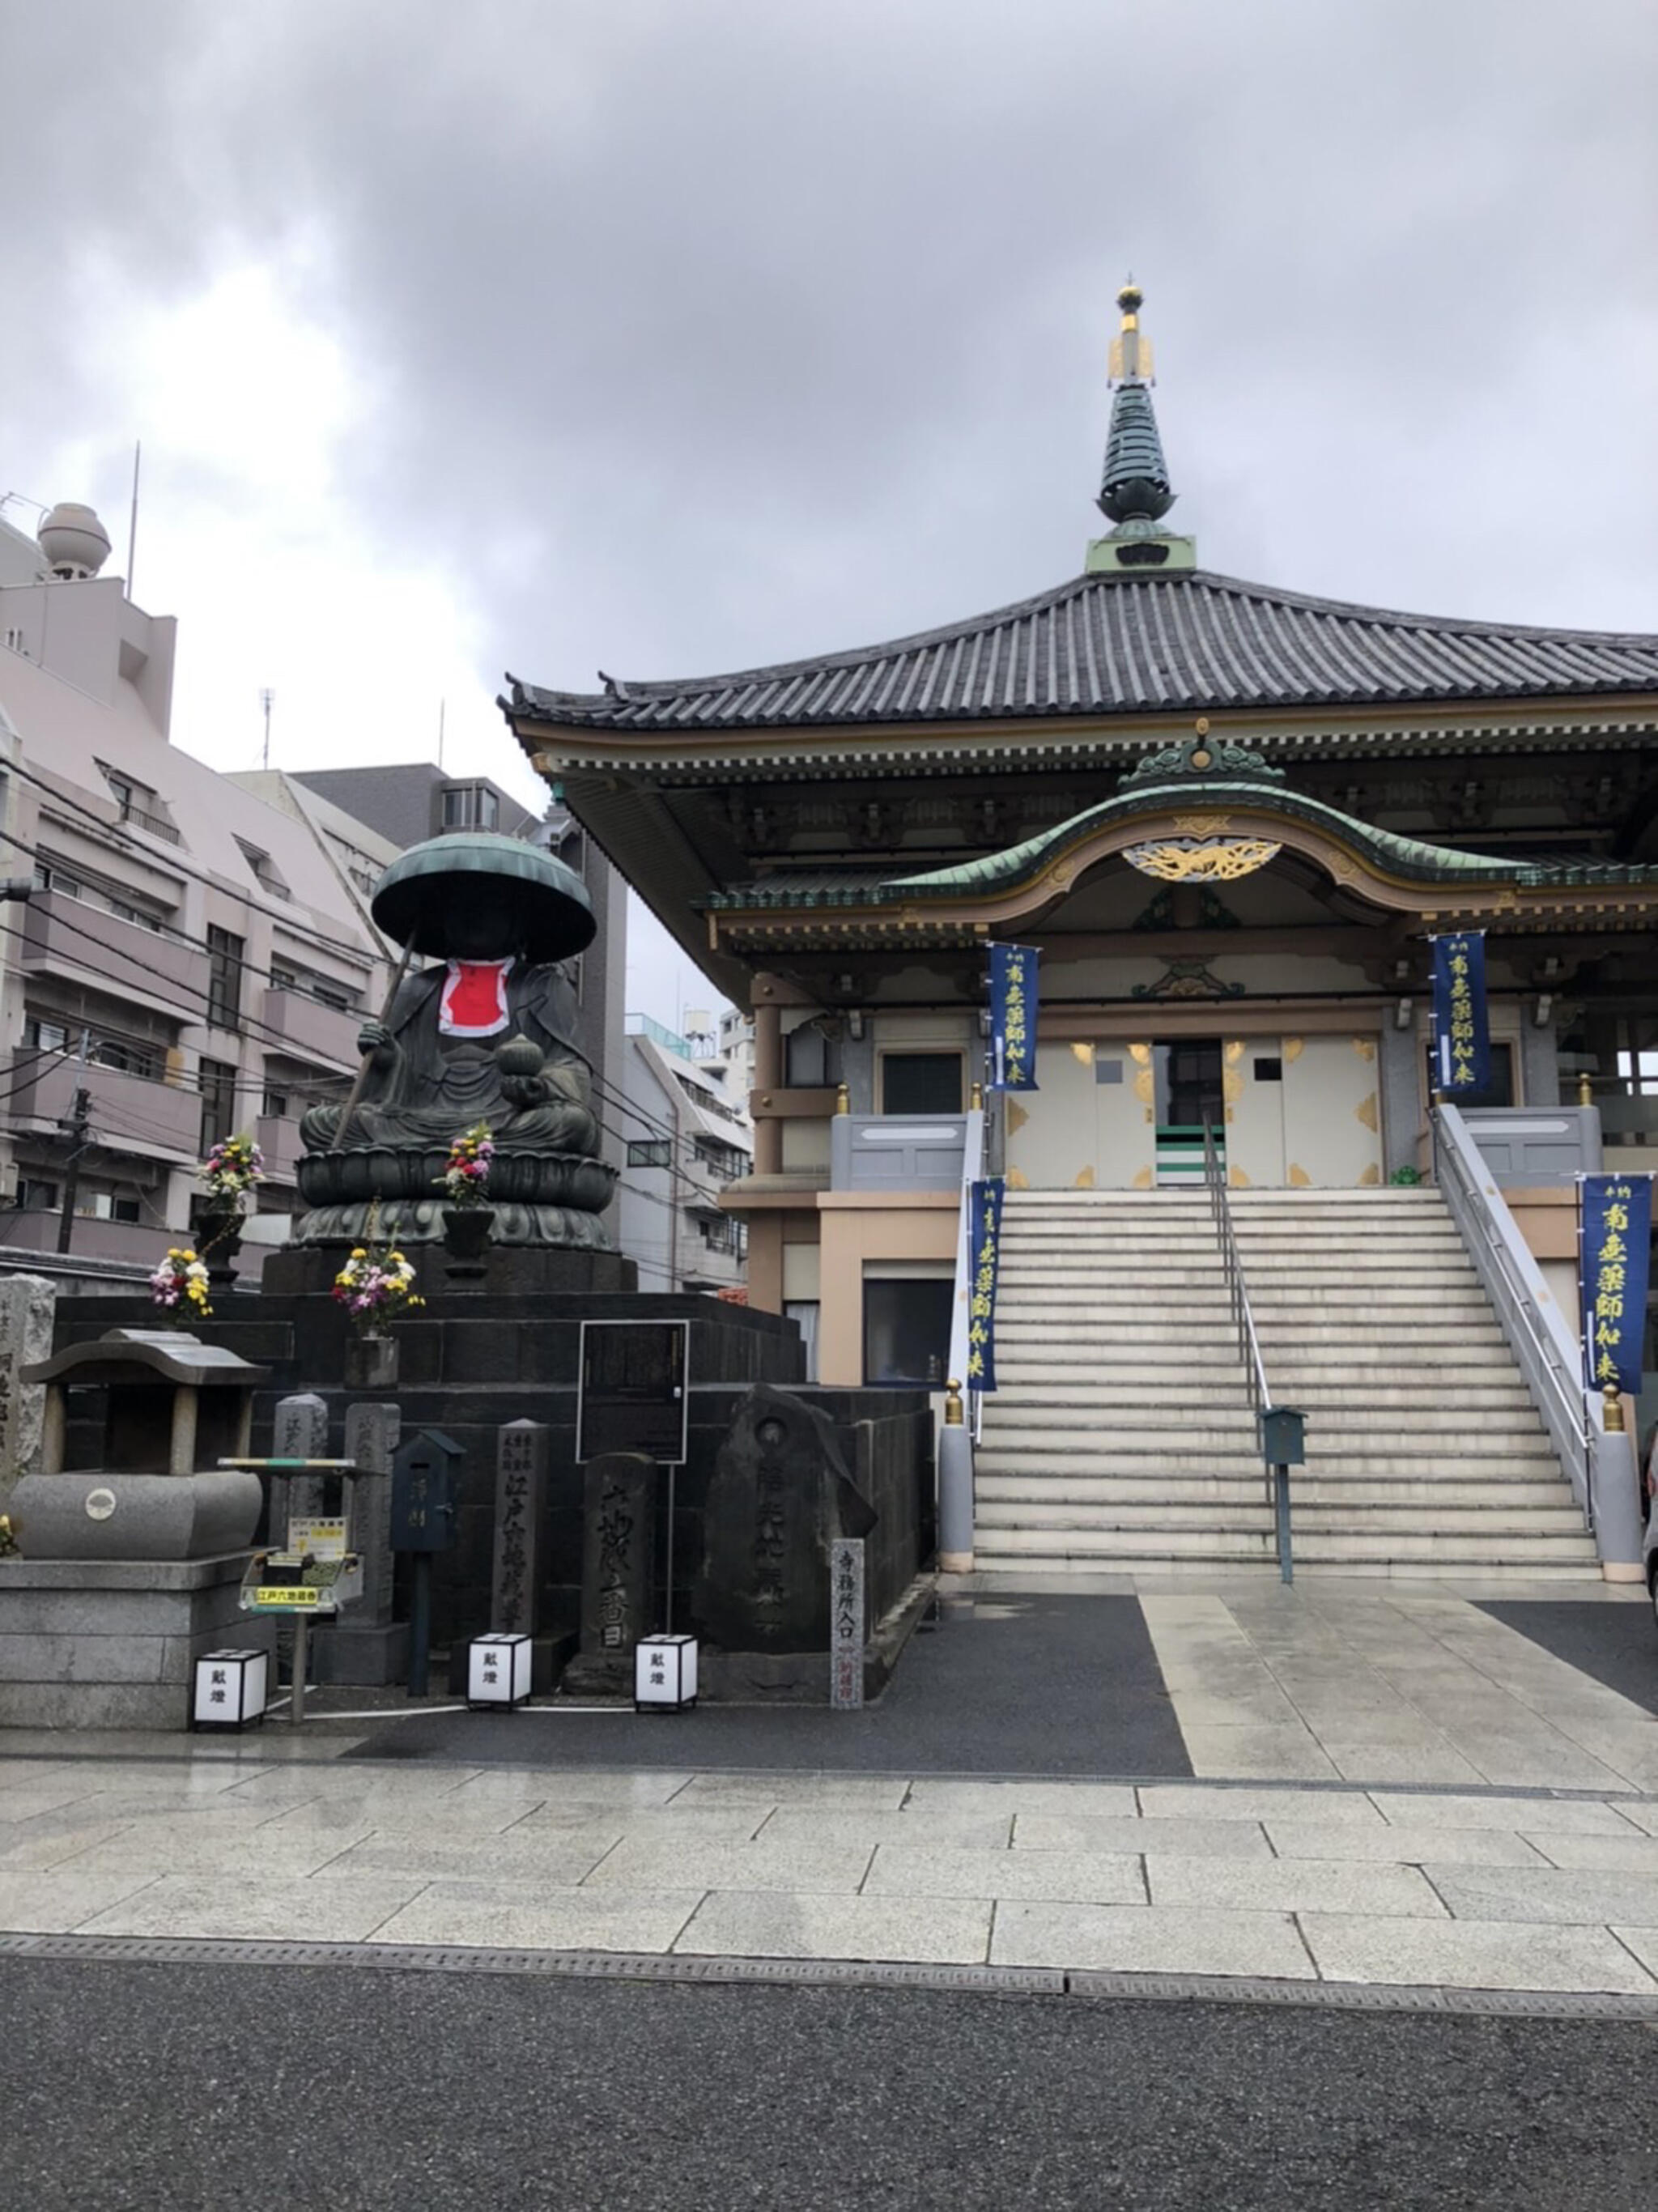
259;687;274;770
125;442;141;600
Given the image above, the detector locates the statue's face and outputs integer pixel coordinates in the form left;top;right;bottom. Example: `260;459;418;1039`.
443;889;522;960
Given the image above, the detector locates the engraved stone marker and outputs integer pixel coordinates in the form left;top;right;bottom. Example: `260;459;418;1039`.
492;1419;548;1636
580;1452;657;1661
270;1393;328;1538
829;1537;865;1710
344;1400;401;1623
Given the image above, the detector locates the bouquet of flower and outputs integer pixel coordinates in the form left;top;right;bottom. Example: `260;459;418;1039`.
436;1123;495;1207
150;1246;211;1324
199;1134;266;1206
332;1243;423;1334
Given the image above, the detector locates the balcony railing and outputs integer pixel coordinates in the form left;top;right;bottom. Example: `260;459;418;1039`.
830;1113;968;1192
22;889;208;1003
6;1052;202;1157
260;987;359;1067
2;1210;172;1266
255;1112;306;1180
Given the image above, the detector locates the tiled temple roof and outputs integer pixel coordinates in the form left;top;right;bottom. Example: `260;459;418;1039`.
507;570;1658;736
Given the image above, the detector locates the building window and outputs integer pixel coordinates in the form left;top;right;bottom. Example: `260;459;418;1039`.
627;1139;672;1168
199;1057;237;1154
880;1053;963;1115
15;1178;58;1210
262;1087;290;1119
90;1036;157;1080
863;1277;954;1387
23;1017;71;1054
441;785;500;832
206;928;244;1031
1423;1042;1515;1109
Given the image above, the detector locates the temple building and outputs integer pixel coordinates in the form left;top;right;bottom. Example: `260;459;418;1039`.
503;287;1658;1575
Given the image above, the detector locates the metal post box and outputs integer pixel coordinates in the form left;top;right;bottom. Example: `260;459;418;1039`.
1259;1406;1307;1465
391;1430;462;1552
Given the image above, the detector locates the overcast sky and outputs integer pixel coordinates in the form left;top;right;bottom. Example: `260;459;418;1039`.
2;0;1654;1020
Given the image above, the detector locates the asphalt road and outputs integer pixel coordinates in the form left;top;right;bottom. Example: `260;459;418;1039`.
346;1593;1192;1777
7;1959;1657;2210
1480;1599;1658;1716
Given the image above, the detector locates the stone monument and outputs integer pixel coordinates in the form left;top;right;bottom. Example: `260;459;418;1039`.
694;1384;877;1691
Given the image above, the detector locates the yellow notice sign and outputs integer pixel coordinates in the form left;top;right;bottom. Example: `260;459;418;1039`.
254;1586;321;1609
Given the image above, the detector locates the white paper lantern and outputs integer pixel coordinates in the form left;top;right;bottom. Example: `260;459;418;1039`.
635;1633;699;1712
468;1632;533;1709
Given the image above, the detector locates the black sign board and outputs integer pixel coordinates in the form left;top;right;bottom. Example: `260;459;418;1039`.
578;1321;689;1465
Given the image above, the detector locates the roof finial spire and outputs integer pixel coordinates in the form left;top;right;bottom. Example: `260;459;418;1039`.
1097;277;1174;528
1108;277;1152;385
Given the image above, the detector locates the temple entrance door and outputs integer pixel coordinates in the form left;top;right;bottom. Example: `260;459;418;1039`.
1154;1036;1224;1186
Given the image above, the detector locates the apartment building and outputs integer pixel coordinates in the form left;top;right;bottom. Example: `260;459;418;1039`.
616;1012;751;1295
0;500;391;1276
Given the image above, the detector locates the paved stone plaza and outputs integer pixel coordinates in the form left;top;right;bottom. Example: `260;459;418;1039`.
6;1580;1658;2003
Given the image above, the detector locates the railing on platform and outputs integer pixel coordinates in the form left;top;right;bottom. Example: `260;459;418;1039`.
1201;1120;1299;1582
1433;1101;1595;1529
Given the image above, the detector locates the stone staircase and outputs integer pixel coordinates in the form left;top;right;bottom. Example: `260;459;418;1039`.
975;1186;1601;1578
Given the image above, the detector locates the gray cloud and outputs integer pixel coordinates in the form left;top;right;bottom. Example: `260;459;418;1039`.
5;0;1656;707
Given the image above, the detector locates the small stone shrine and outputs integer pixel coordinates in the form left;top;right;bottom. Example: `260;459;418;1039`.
0;1329;274;1728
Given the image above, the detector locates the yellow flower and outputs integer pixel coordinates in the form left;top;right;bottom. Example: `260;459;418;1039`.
350;1246;368;1260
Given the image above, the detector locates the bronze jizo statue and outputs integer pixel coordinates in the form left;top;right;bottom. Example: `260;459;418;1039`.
291;832;616;1249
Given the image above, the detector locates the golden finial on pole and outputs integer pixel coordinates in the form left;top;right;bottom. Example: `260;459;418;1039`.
970;1079;984;1112
944;1379;965;1427
835;1081;850;1117
1604;1380;1626;1432
1109;275;1154;385
1578;1070;1594;1108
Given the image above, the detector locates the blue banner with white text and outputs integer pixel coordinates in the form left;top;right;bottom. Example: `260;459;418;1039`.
1431;930;1490;1095
988;943;1039;1091
966;1176;1005;1393
1581;1173;1652;1396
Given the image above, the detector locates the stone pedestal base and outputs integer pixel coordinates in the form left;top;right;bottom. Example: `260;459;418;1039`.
308;1618;410;1687
0;1553;274;1730
261;1244;639;1298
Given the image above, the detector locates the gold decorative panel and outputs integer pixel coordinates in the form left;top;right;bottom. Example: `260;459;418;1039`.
1007;1167;1030;1190
1124;837;1282;883
1282;1038;1303;1062
1128;1042;1152;1065
1229;1164;1252;1188
1070;1041;1095;1066
1074;1165;1096;1189
1131;1164;1153;1189
1224;1040;1246;1063
1006;1100;1030;1134
1223;1068;1244;1103
1288;1163;1312;1186
1354;1091;1379;1132
1358;1162;1380;1185
1352;1037;1377;1063
1133;1066;1155;1106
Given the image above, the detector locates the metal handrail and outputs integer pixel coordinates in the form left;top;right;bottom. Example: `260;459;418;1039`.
1201;1120;1270;1423
1432;1102;1594;1525
1202;1121;1297;1581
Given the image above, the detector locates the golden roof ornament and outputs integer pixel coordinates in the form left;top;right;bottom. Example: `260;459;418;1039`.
1108;277;1154;385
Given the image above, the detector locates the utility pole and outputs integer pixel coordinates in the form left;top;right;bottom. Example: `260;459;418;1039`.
259;687;274;771
55;1085;92;1255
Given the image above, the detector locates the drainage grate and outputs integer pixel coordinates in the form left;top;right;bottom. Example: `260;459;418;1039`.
3;1931;1658;2018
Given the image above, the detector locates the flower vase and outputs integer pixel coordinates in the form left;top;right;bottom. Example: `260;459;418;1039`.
198;1205;244;1287
344;1334;399;1389
442;1204;495;1273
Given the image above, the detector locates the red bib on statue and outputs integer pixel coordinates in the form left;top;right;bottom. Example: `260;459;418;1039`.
439;958;514;1037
